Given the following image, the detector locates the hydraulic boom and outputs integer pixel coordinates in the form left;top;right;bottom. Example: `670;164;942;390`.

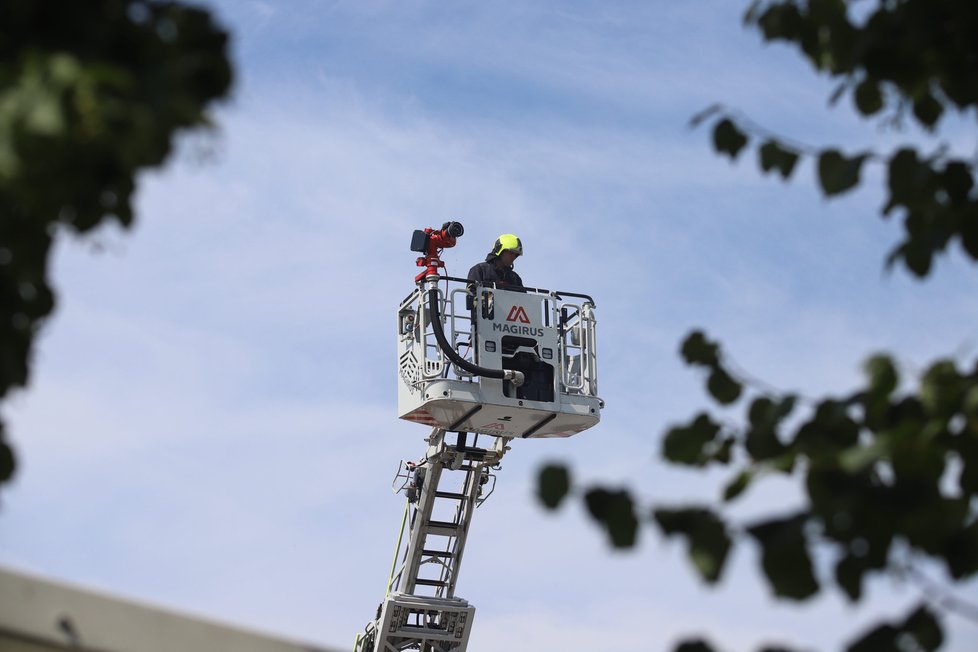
354;223;602;651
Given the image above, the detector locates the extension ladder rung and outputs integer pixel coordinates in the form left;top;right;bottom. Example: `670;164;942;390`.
454;446;488;456
434;491;467;500
414;578;448;588
426;520;461;536
422;549;455;559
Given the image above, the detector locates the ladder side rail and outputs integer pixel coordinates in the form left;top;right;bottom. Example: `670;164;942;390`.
384;497;412;598
388;490;427;596
582;302;598;396
546;295;560;399
555;298;568;394
432;466;475;597
419;287;446;380
441;461;485;597
447;287;476;379
397;458;445;596
567;301;585;390
559;300;586;392
427;467;479;599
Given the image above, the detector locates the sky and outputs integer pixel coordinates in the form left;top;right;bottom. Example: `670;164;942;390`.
2;1;978;651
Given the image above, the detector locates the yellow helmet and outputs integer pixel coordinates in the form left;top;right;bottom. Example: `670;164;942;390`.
490;233;523;257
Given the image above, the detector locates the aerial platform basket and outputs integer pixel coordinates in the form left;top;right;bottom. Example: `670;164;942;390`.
397;276;603;439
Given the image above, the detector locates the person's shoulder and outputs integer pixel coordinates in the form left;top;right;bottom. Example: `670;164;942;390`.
467;261;490;279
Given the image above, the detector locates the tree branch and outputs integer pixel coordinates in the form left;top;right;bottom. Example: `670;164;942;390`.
902;562;978;626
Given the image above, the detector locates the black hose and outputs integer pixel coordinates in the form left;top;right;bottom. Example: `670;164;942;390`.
427;289;522;384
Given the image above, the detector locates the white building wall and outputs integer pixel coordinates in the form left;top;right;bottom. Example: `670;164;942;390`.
0;566;340;652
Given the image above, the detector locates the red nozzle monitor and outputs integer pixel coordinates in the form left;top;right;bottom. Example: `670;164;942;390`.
411;222;464;282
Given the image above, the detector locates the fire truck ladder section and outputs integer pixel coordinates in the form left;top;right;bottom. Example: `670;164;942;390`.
356;265;603;651
355;429;509;652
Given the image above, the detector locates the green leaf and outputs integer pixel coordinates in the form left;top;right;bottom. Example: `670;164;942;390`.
662;413;722;466
795;399;860;453
959;209;978;260
900;237;934;277
722;469;754;502
853;79;883;115
839;437;889;473
885;147;940;215
25;90;66;135
920;359;961;418
654;507;732;583
775;395;797;420
747;513;819;600
712;118;748;160
944;520;978;579
845;623;899;652
537;464;570;510
846;605;944;652
675;640;716;652
754;3;803;41
746;397;787;460
681;330;719;367
584;488;639;548
834;552;868;601
941;161;973;205
747;397;785;434
818;149;866;196
863;354;898;398
887;148;921;206
913;93;943;128
759;140;799;179
963;385;978;426
708;368;742;405
902;605;943;652
0;434;15;484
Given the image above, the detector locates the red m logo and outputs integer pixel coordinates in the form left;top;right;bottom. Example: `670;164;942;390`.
506;306;531;323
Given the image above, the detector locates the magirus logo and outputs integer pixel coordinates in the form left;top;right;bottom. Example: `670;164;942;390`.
493;322;544;337
506;306;531;323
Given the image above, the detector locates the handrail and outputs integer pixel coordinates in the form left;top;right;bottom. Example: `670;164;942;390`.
421;276;596;308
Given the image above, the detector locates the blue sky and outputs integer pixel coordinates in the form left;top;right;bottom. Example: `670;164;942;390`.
2;2;977;651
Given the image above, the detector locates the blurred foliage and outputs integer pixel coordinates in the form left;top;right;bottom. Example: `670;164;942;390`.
0;0;232;488
700;0;978;278
539;1;978;650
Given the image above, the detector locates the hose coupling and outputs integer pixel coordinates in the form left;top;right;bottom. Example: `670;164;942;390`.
503;370;526;387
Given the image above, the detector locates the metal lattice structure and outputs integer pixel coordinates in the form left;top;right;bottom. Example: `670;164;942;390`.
355;273;603;652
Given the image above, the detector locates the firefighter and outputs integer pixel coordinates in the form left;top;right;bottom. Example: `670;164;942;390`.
467;233;524;290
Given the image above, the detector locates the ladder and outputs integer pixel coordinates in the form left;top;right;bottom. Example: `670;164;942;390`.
355;429;510;652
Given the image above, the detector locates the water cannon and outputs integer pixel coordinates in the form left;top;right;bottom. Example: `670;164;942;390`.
411;221;464;282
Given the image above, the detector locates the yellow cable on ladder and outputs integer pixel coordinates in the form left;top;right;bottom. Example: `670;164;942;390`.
354;498;410;651
387;497;410;598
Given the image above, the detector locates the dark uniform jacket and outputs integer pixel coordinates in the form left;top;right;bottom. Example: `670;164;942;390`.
466;256;523;310
466;256;524;290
